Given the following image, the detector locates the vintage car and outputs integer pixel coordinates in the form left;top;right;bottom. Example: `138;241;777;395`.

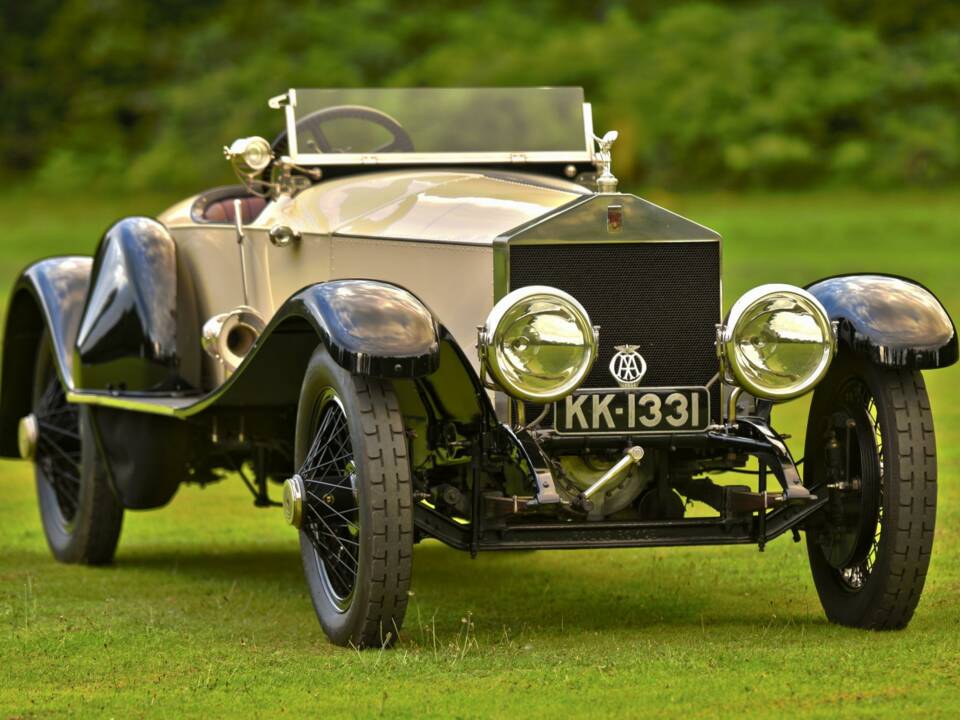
2;88;956;648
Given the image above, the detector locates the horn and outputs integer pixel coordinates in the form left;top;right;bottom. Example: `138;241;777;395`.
202;306;266;374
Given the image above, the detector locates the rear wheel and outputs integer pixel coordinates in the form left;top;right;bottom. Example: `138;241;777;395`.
805;351;936;629
31;333;123;564
294;347;413;648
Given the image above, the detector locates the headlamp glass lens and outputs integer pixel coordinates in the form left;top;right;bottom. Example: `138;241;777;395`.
483;288;596;403
725;286;834;400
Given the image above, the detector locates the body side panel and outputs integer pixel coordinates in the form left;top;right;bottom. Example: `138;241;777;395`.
170;224;335;389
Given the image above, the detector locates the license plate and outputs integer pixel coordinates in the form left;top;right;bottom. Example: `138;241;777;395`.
553;387;710;435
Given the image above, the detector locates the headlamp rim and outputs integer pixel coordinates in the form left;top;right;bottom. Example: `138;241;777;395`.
481;285;597;404
720;283;836;401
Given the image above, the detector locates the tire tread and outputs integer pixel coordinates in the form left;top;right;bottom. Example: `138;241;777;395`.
806;353;936;631
353;377;414;646
867;370;936;629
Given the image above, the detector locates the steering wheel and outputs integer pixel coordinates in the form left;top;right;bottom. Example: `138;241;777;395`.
271;105;415;156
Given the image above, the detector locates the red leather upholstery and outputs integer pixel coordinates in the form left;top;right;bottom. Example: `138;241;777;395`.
202;196;267;224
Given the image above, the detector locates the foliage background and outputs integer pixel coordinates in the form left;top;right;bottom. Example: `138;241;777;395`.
2;0;960;193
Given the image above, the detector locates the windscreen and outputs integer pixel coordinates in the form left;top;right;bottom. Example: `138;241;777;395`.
286;87;590;163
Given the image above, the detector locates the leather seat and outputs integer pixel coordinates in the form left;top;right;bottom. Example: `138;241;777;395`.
202;195;267;224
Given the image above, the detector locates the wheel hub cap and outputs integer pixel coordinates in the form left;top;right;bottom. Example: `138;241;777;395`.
18;413;38;460
282;473;305;528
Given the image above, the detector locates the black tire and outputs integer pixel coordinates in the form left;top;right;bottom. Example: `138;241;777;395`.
805;350;936;630
295;346;413;648
32;333;123;564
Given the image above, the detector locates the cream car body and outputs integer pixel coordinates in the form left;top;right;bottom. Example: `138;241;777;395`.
158;170;587;387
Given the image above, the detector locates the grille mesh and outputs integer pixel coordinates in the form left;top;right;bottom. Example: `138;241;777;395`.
509;241;722;424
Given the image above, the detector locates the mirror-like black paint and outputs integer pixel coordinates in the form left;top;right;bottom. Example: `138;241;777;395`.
75;217;193;392
0;257;92;457
284;279;441;378
806;274;957;369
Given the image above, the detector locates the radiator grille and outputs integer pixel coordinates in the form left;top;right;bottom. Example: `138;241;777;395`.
509;241;722;424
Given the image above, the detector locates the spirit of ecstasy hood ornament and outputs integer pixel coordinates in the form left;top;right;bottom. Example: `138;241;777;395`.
593;130;619;192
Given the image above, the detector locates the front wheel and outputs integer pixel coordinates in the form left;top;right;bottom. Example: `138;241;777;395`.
804;351;936;629
294;347;413;648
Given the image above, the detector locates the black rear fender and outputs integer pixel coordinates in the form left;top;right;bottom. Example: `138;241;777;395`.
75;217;200;393
0;257;92;457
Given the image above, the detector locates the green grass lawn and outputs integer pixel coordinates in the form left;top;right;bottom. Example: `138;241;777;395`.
1;190;959;718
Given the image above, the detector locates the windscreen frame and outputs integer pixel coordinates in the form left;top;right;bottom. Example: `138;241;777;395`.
272;87;596;166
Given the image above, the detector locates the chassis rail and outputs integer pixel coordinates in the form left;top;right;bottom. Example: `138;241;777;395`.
416;492;828;552
416;412;825;553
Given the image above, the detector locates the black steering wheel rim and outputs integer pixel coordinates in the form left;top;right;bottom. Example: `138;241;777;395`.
271;104;415;156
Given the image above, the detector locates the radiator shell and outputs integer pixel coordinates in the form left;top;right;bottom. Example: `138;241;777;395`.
496;193;723;428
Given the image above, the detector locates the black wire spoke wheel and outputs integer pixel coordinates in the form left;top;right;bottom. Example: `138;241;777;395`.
34;375;83;527
295;346;413;648
31;332;123;564
301;390;361;611
817;378;884;590
805;351;936;630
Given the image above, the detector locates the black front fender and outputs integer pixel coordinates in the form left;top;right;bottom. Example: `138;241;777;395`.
281;279;441;378
194;279;447;416
806;274;957;369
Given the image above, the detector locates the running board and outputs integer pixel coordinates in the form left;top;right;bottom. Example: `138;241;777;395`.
66;389;206;418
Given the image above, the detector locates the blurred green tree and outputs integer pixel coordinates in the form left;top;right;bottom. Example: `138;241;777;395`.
1;0;957;191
